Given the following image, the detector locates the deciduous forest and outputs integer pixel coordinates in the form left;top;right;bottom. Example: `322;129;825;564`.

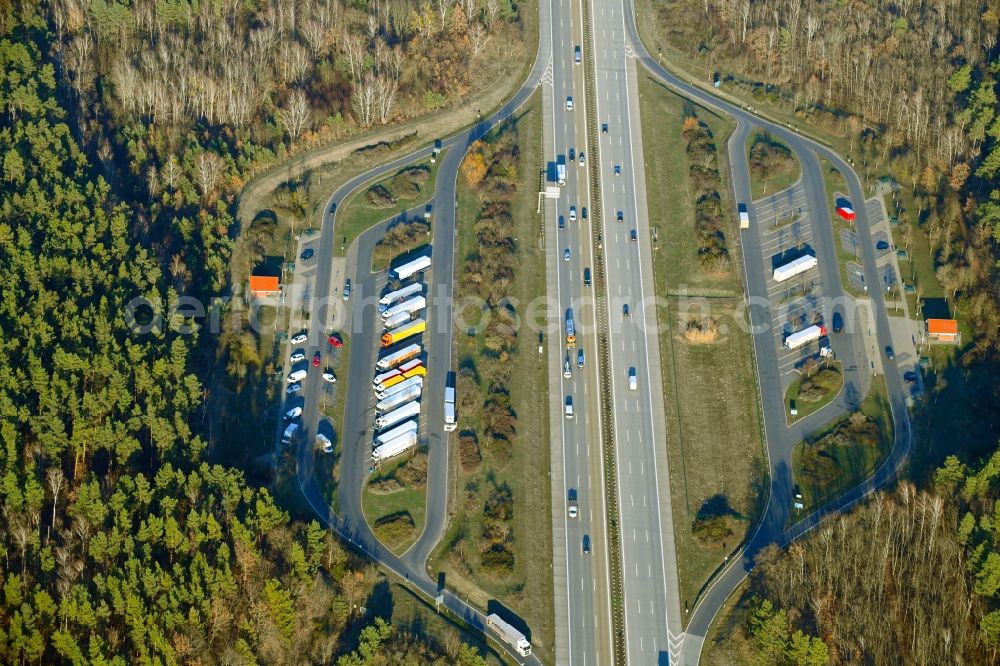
0;0;508;662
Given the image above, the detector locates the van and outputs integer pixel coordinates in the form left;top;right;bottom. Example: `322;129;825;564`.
564;396;574;419
287;369;308;383
566;96;574;111
583;268;591;286
574;45;581;64
281;423;298;445
577;349;585;368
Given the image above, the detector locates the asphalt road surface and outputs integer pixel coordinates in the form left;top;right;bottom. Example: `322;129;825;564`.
542;0;615;662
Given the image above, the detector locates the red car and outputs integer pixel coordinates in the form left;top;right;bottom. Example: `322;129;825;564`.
327;334;343;348
312;352;322;367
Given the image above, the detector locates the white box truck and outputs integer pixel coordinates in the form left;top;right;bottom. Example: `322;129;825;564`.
376;375;423;401
382;310;413;330
773;255;818;283
371;431;418;463
376;385;422;413
738;203;750;229
390;256;432;281
374;420;418;447
486;614;531;657
382;295;426;321
374;400;421;430
784;324;827;350
378;283;423;312
444;385;457;432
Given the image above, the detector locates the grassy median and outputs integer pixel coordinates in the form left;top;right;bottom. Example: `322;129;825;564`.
638;73;766;619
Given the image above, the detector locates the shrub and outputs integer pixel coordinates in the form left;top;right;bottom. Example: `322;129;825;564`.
479;544;515;576
798;368;842;402
365;184;396;208
459;432;482;473
373;512;416;547
395;451;428;488
692;515;734;544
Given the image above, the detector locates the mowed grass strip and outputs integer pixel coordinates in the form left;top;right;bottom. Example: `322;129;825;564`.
427;90;555;662
639;74;765;618
746;130;801;201
362;451;428;555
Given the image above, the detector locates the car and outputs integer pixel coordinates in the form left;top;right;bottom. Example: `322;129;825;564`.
885;345;894;360
286;383;301;395
322;371;337;383
582;535;591;554
601;123;608;133
300;247;314;260
630;229;637;242
574;45;581;64
579;152;585;165
566;96;574;111
343;279;351;301
577;349;585;368
876;240;890;250
903;370;918;383
316;433;333;453
558;215;565;230
616;210;623;222
628;367;637;390
564;248;571;262
327;334;343;348
290;333;308;345
563;359;572;379
312;352;322;367
581;206;587;220
569;147;575;161
283;407;302;422
614;164;621;175
568;489;578;518
831;311;844;333
623;303;630;317
290;352;305;363
569;206;577;221
583;268;591;285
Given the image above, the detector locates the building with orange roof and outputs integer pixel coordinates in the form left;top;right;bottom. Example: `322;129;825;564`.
926;318;960;344
249;275;280;298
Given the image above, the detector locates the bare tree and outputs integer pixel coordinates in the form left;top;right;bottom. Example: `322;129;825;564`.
342;31;366;81
469;22;490;55
374;74;398;125
353;73;377;127
195;152;226;199
162;155;181;191
280;89;312;142
46;468;65;541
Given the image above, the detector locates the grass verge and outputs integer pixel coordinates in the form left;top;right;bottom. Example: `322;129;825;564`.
427;89;554;662
818;157;866;297
784;360;844;424
317;334;350;514
336;158;442;258
790;375;893;519
638;73;766;618
362;451;427;555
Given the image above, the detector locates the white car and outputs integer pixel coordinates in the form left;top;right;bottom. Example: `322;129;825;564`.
566;96;574;111
283;406;302;422
322;371;337;383
290;333;308;345
569;206;577;222
628;367;637;390
316;433;333;453
563;360;572;379
286;383;301;395
290;352;305;363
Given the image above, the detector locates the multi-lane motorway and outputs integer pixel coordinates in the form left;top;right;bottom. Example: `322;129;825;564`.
271;0;916;660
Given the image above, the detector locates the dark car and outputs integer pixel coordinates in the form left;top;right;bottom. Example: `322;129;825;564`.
558;215;565;230
630;229;637;242
885;345;894;360
583;268;591;286
582;535;591;554
903;370;918;383
831;311;844;333
569;147;575;161
617;210;623;222
876;240;890;250
581;207;588;220
601;123;608;133
300;247;314;260
312;352;322;367
614;164;621;176
623;304;630;317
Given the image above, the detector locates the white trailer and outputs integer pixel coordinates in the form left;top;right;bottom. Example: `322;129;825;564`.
785;324;827;349
382;310;413;330
376;385;422;413
372;368;402;387
376;375;423;400
486;614;531;657
378;283;423;312
390;255;432;281
371;431;419;463
381;296;426;324
773;255;818;283
376;344;421;371
444;385;457;432
374;420;418;447
374;400;421;430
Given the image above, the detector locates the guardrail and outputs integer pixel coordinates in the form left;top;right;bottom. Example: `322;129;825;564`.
581;0;627;661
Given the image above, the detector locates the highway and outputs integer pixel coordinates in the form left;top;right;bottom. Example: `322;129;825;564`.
589;0;684;662
542;0;615;662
